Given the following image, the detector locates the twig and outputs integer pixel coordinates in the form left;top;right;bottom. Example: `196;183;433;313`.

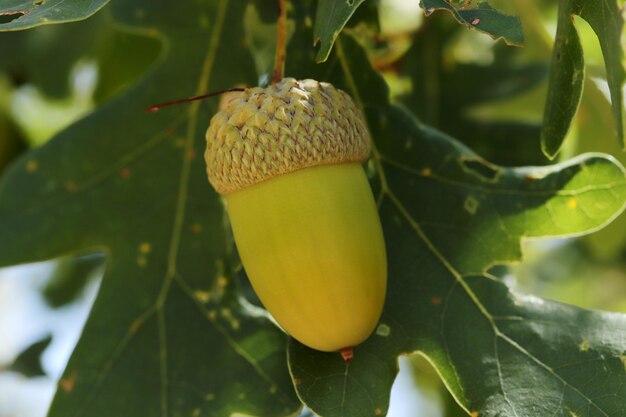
272;0;287;83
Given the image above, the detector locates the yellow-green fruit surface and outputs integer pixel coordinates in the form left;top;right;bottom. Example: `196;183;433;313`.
226;163;387;352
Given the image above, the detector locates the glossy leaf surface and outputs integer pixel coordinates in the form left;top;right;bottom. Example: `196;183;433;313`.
287;34;626;417
420;0;524;46
0;0;109;31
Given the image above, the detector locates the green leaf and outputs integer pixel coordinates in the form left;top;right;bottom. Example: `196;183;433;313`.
313;0;366;63
287;35;626;417
397;16;548;167
576;80;626;260
419;0;524;46
540;0;585;160
0;0;110;32
0;13;161;101
0;23;98;99
573;0;626;150
0;1;300;416
541;0;626;158
43;254;104;308
0;90;27;172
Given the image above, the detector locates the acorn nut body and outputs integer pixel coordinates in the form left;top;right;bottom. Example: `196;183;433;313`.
205;78;387;352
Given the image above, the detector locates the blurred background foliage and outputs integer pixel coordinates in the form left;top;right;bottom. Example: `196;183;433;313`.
0;0;624;416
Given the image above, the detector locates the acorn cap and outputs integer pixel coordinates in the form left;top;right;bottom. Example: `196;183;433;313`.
205;78;371;195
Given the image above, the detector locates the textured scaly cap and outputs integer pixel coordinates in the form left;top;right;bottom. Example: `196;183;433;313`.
205;78;371;195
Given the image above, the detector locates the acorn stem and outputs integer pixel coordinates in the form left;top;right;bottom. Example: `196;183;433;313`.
272;0;287;83
339;347;354;363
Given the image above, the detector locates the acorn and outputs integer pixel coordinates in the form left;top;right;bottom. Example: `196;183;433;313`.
204;78;387;355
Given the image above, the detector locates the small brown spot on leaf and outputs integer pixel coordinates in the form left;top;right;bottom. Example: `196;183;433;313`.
194;290;211;303
294;378;302;385
471;412;479;417
221;308;232;319
130;318;144;333
139;243;151;254
431;296;442;305
217;276;228;287
187;150;196;160
65;181;77;192
375;408;382;416
26;160;38;172
422;167;432;177
60;371;77;392
191;223;202;233
120;168;131;178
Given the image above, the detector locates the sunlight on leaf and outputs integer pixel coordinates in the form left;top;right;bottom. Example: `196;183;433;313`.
287;34;626;417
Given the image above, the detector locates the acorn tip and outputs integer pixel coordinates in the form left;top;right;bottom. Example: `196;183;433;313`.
339;347;354;363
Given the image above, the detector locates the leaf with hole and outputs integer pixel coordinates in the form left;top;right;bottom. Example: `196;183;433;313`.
286;32;626;417
0;0;110;31
419;0;524;46
313;0;366;63
0;1;302;416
